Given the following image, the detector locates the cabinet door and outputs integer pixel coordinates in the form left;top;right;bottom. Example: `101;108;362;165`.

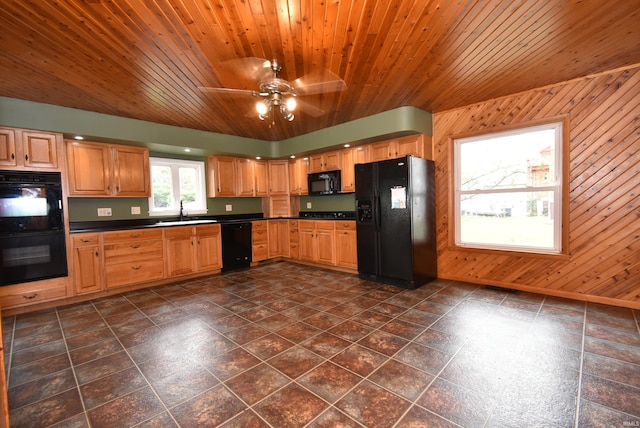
113;146;150;196
73;245;103;294
67;141;112;195
208;156;237;197
268;160;289;195
268;220;289;258
254;160;269;196
308;154;324;173
196;229;222;271
22;131;58;168
341;148;356;192
236;158;255;196
335;230;357;269
369;141;393;162
316;223;335;265
165;228;195;276
323;151;341;171
299;227;316;261
0;127;17;167
289;221;299;260
395;134;425;158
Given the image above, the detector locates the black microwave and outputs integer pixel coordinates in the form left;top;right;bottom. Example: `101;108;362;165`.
308;170;341;195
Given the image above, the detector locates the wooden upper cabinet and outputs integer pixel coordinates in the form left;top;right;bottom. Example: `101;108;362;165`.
268;160;289;195
0;127;17;167
207;156;237;197
340;147;366;192
254;160;269;196
0;127;60;169
236;158;255;197
67;141;112;195
369;134;428;162
113;146;150;196
22;131;59;168
289;157;309;195
308;151;341;173
368;140;395;162
67;140;150;197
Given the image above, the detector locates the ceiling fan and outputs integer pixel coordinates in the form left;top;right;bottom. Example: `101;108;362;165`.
199;58;346;122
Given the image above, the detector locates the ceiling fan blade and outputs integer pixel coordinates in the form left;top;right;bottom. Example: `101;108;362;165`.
294;69;346;95
295;99;326;117
198;87;255;96
220;57;273;81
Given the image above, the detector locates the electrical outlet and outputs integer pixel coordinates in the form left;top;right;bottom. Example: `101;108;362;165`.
131;206;141;215
225;204;232;212
306;202;312;209
97;208;112;217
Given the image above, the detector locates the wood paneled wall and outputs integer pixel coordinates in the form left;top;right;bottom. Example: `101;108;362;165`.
433;65;640;309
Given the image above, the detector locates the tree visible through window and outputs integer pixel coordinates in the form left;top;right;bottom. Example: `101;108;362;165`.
149;158;207;216
454;122;563;254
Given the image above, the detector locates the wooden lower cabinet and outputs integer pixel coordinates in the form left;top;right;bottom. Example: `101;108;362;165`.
72;233;103;294
289;220;300;259
252;220;268;262
103;229;164;289
164;225;222;276
335;221;357;269
299;220;335;265
268;220;289;258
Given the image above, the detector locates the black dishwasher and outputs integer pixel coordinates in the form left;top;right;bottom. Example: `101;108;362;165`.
221;222;252;272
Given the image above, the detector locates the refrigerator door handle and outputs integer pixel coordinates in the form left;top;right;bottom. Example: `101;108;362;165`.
374;194;381;231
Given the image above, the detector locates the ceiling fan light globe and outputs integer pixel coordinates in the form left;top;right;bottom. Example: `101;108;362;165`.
256;101;268;115
286;97;297;111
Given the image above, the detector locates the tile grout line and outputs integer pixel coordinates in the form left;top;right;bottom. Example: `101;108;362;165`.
573;301;588;428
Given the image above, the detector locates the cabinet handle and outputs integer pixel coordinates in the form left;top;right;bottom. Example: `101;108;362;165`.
95;251;99;257
132;265;142;270
81;238;92;243
23;293;38;300
11;153;14;160
25;154;29;161
130;244;141;249
130;233;141;238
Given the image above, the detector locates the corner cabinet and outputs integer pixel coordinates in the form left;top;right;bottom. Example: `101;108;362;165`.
66;140;150;197
0;127;61;170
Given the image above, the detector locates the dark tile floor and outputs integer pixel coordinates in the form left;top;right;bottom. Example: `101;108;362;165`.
3;261;640;427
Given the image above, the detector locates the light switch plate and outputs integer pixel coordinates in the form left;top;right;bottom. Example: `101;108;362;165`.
225;204;232;212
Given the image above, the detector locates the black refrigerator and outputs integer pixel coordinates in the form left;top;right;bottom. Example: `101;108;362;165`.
355;155;437;289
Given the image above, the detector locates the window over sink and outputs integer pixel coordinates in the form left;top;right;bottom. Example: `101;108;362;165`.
148;157;207;217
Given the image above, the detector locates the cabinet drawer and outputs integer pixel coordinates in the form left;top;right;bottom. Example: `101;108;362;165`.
1;282;68;309
163;226;193;239
252;228;268;243
289;229;299;242
72;233;101;246
288;220;298;230
103;229;162;243
316;221;335;231
105;260;165;288
253;243;268;261
195;224;220;235
298;220;316;230
253;220;267;230
335;221;356;230
104;239;164;263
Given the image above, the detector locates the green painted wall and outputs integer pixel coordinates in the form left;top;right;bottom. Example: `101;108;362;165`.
1;96;432;220
299;193;356;212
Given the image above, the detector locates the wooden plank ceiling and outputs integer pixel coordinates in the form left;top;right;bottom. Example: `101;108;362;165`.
1;0;639;141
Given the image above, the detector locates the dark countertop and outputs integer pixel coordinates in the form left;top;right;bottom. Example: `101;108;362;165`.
69;211;356;233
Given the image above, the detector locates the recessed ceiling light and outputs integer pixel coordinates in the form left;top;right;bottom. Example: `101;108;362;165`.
290;155;296;159
256;156;261;160
344;144;350;148
184;148;191;152
74;135;84;140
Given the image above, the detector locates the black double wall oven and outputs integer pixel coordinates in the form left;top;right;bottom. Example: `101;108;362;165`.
0;170;68;286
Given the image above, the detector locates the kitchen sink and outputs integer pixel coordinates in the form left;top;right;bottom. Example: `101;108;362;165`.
153;219;218;226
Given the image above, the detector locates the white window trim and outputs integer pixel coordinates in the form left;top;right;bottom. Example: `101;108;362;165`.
453;122;563;254
148;157;208;217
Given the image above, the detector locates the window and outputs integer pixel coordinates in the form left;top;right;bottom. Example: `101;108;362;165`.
454;122;563;254
148;157;207;216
